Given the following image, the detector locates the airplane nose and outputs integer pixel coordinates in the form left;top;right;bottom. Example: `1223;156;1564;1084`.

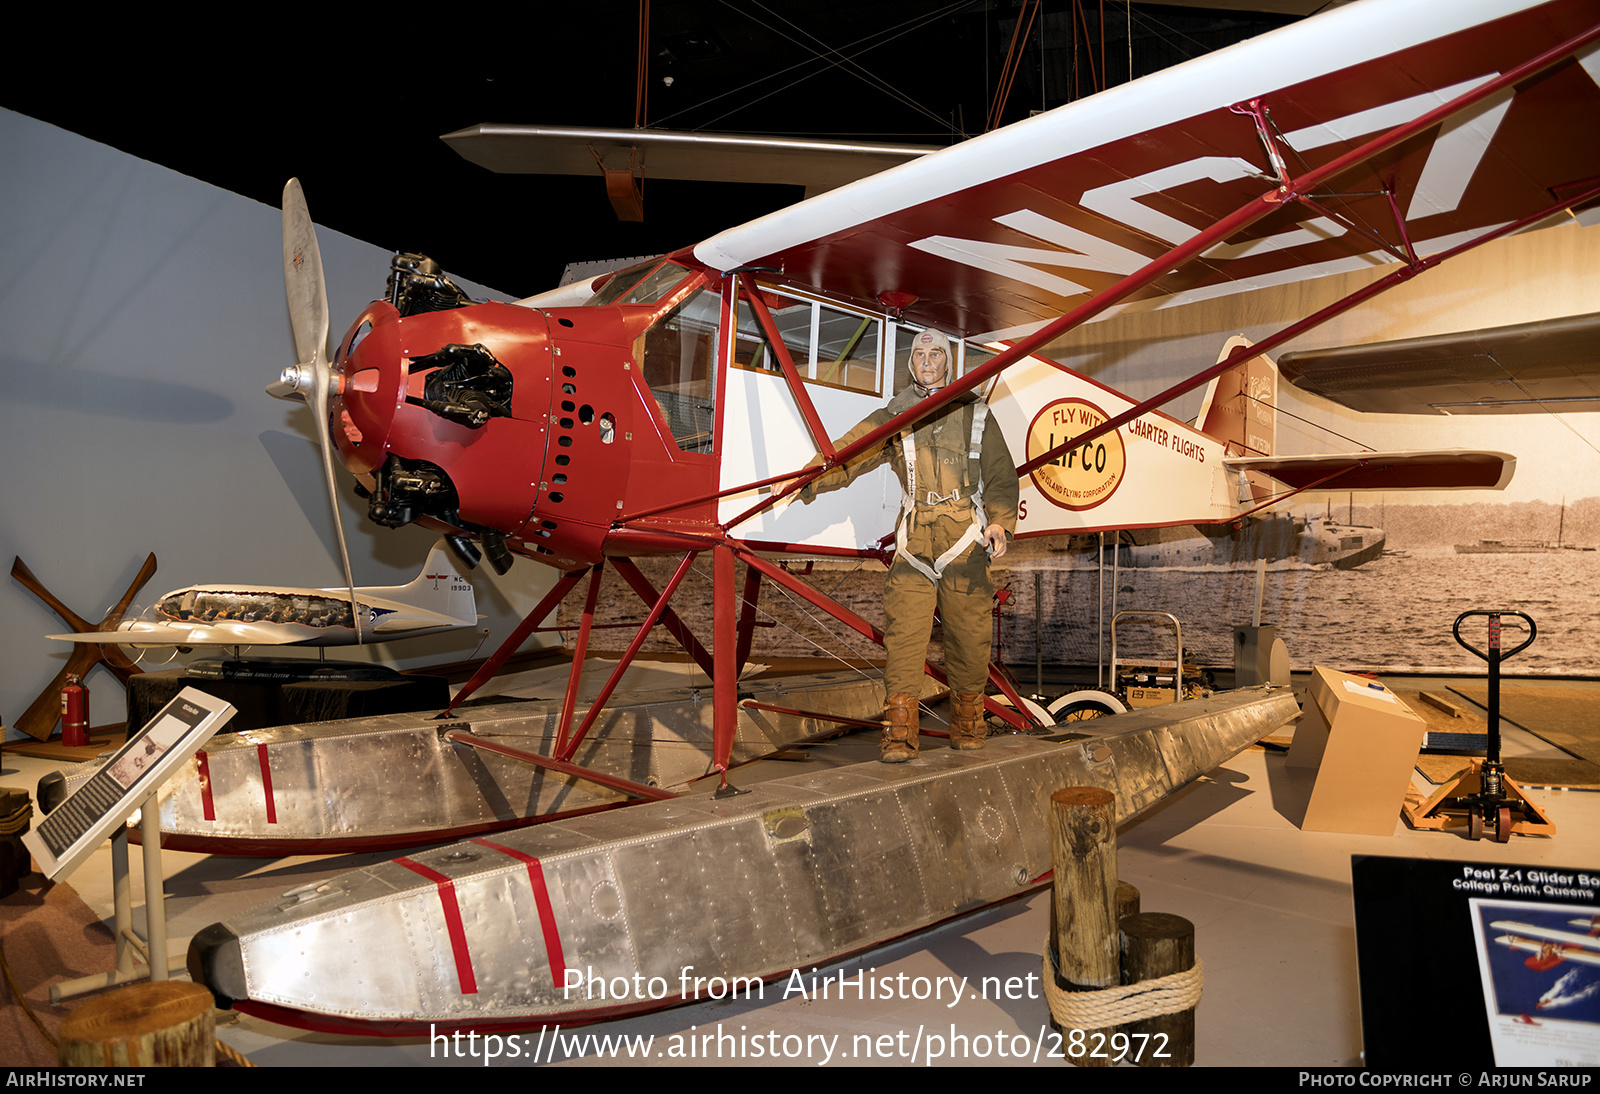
331;302;406;475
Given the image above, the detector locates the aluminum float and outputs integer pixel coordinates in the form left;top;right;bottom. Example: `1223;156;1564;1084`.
188;688;1298;1034
51;671;915;855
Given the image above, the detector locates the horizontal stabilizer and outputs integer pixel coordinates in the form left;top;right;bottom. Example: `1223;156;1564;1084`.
1224;449;1515;491
1278;312;1600;415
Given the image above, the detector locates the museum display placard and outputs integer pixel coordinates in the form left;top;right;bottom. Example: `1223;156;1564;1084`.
24;687;235;881
1353;854;1600;1068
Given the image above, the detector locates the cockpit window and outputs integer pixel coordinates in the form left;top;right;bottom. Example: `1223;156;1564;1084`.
615;261;694;305
588;260;693;307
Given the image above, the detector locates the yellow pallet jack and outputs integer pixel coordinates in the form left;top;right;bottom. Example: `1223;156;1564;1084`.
1403;610;1556;842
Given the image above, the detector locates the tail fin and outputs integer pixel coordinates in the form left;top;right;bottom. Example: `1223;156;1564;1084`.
392;541;478;625
1197;335;1277;505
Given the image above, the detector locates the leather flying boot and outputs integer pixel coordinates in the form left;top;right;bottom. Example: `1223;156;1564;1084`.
948;690;988;750
881;693;919;763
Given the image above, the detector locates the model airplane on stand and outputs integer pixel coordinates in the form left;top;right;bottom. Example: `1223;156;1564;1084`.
47;540;477;652
161;0;1600;1033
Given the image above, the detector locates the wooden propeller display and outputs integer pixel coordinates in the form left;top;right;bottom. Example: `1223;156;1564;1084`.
10;553;157;740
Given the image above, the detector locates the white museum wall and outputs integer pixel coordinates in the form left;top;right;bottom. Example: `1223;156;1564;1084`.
0;109;562;739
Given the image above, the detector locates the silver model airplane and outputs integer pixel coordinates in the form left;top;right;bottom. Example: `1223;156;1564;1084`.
49;540;476;650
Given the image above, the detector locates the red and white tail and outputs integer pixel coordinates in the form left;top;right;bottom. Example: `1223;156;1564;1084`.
1197;335;1277;505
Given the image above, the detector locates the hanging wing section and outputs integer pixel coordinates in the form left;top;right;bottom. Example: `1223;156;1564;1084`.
442;124;935;196
1278;312;1600;415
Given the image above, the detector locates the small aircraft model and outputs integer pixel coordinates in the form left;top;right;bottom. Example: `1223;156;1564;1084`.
48;540;476;651
178;0;1600;1034
1493;920;1600;972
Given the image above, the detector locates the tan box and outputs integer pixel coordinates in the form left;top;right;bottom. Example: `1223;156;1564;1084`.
1126;685;1177;707
1299;666;1426;836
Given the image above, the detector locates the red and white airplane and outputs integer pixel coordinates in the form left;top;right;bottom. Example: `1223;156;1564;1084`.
166;0;1600;1037
267;0;1596;783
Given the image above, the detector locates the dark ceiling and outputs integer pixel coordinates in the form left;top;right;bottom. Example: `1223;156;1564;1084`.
8;2;1306;298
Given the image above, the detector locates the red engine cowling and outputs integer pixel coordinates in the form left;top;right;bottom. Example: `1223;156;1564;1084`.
330;299;638;569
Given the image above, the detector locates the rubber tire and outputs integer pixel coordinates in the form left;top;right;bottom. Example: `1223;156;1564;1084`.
1055;698;1120;722
1495;805;1513;844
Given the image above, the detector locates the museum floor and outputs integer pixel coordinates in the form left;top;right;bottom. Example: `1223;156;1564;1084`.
2;671;1596;1068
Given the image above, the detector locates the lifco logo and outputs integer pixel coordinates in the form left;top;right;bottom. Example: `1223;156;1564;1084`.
1026;398;1125;511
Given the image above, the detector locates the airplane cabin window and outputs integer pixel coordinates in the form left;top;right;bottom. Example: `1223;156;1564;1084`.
815;305;881;393
733;295;810;377
961;342;995;380
640;286;721;454
732;300;771;371
733;289;882;397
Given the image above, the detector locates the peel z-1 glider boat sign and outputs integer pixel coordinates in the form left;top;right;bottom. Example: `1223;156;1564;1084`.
173;0;1596;1031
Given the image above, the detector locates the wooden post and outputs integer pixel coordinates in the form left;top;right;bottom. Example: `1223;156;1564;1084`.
1119;912;1196;1067
59;981;215;1067
1049;786;1118;1067
1115;881;1140;923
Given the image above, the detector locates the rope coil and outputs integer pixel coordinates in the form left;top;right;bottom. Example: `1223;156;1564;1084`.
1042;944;1203;1028
0;799;33;837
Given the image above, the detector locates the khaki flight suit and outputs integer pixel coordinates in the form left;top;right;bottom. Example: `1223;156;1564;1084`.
808;387;1019;697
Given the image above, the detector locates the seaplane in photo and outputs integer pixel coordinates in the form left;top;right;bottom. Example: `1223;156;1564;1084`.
54;0;1593;1033
46;540;477;652
1492;919;1600;973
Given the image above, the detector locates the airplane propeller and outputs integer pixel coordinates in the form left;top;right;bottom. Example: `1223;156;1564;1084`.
268;179;361;642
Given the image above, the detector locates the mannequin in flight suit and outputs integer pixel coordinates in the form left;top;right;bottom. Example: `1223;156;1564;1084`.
801;329;1019;762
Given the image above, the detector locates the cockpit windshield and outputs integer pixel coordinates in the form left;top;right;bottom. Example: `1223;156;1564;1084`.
587;260;693;307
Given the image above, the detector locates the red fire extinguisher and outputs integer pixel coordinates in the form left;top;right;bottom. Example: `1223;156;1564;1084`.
60;673;90;747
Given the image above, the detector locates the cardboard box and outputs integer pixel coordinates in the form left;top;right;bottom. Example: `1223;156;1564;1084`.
1285;694;1330;769
1299;666;1426;836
